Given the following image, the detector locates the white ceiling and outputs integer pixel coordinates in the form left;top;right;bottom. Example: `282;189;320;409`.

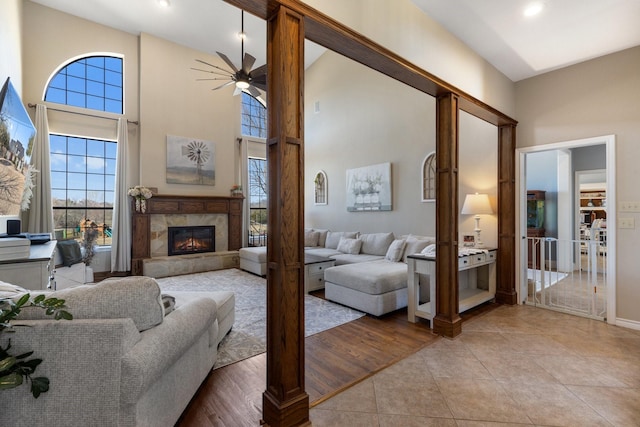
31;0;640;82
412;0;640;81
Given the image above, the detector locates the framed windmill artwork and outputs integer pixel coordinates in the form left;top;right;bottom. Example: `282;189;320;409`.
166;135;215;185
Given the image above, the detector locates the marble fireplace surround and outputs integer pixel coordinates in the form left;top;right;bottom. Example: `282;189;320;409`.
131;195;243;276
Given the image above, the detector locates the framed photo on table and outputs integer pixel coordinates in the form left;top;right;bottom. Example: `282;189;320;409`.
463;234;475;247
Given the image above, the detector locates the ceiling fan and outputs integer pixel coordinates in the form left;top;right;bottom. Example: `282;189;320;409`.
192;11;266;98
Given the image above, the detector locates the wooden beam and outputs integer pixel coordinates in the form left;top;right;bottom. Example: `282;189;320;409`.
433;93;462;338
496;125;518;304
262;5;310;427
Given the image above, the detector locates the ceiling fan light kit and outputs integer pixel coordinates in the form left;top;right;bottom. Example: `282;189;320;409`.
192;10;266;98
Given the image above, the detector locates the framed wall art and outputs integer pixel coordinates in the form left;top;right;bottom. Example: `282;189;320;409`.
166;135;215;185
346;162;392;212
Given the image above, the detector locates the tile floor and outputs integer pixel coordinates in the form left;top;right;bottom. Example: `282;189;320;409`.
310;305;640;426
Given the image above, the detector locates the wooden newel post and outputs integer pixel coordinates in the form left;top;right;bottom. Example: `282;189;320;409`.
262;5;310;427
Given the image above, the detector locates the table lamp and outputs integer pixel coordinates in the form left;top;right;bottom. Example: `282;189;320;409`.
461;193;493;248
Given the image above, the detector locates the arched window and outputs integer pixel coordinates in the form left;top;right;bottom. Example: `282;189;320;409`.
314;170;327;205
46;55;124;246
422;152;436;202
241;92;266;138
45;56;123;113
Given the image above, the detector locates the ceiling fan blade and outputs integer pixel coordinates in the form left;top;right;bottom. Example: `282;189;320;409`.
249;63;267;79
196;78;233;81
216;51;239;73
212;81;235;91
194;59;234;75
247;84;261;98
241;53;256;74
191;67;233;77
252;81;267;91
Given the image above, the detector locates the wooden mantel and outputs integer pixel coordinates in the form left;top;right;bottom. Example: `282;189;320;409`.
130;194;243;275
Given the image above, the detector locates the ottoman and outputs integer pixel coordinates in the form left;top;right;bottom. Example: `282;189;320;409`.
239;246;267;276
324;260;408;316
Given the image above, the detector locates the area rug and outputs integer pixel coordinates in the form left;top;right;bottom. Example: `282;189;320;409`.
156;268;365;369
527;268;568;292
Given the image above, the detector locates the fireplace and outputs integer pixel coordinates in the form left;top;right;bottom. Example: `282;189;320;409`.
168;226;216;256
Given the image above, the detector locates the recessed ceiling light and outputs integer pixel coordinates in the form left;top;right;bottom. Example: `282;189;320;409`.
157;0;170;8
524;2;544;17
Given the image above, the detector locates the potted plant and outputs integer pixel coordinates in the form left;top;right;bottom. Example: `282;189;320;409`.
0;294;72;398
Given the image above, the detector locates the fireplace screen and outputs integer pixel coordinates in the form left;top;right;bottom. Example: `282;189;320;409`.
168;226;215;256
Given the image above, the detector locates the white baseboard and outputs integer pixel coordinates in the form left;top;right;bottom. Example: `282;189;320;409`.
615;317;640;331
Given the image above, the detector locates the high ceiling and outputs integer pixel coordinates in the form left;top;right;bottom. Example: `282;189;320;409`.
412;0;640;81
30;0;640;82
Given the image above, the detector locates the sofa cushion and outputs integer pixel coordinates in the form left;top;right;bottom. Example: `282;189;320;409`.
305;247;342;258
324;260;408;295
325;231;358;249
239;246;267;262
402;235;436;263
337;237;362;254
331;254;384;265
19;276;165;332
385;238;407;262
304;230;320;247
358;232;395;256
57;239;83;267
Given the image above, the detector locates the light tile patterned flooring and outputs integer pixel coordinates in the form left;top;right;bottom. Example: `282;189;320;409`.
310;305;640;426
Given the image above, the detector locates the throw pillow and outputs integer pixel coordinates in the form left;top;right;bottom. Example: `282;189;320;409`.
359;232;395;256
325;231;358;249
336;237;362;254
304;230;320;247
384;238;407;262
314;229;330;247
402;235;436;263
57;240;83;267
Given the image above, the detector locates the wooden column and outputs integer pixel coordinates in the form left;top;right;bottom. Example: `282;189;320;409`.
433;92;462;338
496;124;518;304
262;5;309;427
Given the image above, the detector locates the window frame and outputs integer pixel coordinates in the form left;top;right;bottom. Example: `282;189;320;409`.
422;151;436;202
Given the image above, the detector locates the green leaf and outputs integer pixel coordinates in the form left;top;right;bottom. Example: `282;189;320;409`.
0;372;23;389
16;293;30;307
0;356;16;372
31;377;49;398
15;351;34;360
60;311;73;320
33;294;45;304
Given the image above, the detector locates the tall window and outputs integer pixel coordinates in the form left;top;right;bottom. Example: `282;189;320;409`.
248;157;267;246
241;92;266;138
50;135;116;245
46;55;123;245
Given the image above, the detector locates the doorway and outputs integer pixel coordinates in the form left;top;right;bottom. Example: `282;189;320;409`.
517;135;616;323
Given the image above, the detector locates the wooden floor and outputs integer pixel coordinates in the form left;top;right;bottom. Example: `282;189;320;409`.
177;292;498;426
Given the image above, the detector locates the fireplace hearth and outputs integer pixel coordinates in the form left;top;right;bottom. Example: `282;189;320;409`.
168;226;215;256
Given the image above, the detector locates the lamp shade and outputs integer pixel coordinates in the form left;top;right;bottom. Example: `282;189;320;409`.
461;193;493;215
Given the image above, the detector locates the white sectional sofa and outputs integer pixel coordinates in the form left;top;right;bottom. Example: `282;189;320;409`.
239;230;435;316
0;276;234;427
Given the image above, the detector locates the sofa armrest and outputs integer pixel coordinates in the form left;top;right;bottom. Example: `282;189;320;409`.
120;297;218;403
0;318;140;427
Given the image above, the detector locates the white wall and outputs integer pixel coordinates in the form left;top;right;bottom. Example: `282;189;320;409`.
305;50;499;246
516;46;640;323
138;33;240;195
304;0;516;116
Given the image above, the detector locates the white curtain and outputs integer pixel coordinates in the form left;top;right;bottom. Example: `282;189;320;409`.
110;118;131;272
27;104;54;233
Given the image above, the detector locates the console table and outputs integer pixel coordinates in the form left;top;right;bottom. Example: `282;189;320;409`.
304;254;335;294
407;249;497;325
0;240;57;291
